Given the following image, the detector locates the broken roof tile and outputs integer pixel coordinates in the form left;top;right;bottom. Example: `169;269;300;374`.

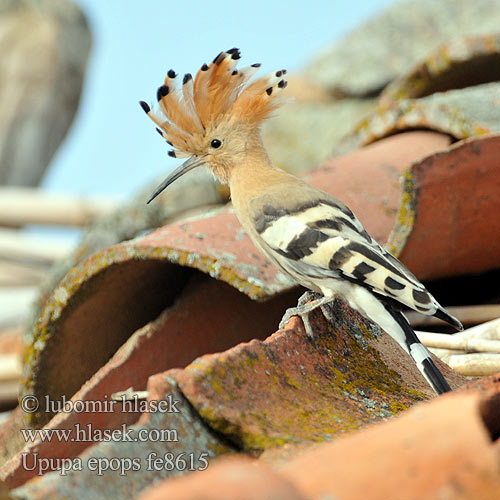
173;299;465;453
306;0;500;96
119;388;500;500
381;34;500;103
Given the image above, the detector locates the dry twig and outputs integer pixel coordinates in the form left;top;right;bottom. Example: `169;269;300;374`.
416;331;500;353
0;187;118;227
448;353;500;377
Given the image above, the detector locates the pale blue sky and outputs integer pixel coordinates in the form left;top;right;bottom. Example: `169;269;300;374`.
42;0;396;199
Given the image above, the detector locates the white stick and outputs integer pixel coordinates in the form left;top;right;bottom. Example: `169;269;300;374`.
448;353;500;377
428;347;456;364
454;318;500;341
0;228;75;263
0;380;19;407
0;261;47;286
0;187;118;227
416;331;500;353
0;354;22;382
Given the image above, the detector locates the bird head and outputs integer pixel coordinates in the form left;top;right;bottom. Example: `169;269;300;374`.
140;48;288;203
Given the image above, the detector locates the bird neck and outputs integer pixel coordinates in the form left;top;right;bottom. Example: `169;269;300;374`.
228;145;297;222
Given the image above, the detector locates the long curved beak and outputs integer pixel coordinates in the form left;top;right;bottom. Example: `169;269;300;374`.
147;155;205;204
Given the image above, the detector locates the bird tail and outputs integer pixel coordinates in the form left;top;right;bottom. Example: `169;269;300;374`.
385;305;452;395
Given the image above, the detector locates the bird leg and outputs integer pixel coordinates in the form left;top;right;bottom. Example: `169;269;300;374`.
279;291;333;339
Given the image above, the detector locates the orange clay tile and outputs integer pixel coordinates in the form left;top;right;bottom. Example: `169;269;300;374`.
10;274;298;440
135;457;307;500
281;392;500;500
173;300;465;454
118;390;500;500
389;135;500;279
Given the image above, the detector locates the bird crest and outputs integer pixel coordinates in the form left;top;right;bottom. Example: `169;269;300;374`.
139;48;288;158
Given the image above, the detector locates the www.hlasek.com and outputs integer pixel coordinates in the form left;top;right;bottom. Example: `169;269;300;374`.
21;394;183;445
21;423;179;444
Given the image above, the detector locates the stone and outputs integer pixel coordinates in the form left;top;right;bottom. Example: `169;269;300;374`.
0;0;90;186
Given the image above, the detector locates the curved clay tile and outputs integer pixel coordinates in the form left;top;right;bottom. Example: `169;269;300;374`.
339;83;500;154
306;0;500;96
387;135;500;280
381;34;500;103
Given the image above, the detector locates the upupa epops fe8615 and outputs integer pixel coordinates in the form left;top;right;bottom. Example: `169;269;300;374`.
140;48;463;395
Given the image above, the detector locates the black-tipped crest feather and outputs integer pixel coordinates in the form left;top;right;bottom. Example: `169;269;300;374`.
140;49;288;159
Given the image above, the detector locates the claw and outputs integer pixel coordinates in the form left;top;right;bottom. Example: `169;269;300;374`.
319;302;336;323
279;306;315;339
279;307;297;330
300;311;316;339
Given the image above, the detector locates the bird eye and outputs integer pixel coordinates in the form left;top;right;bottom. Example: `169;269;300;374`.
210;139;222;149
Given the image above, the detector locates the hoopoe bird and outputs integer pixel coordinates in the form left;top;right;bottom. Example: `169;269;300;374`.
140;48;463;395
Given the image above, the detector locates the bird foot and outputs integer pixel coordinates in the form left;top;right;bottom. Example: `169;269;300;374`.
279;306;316;339
279;291;332;340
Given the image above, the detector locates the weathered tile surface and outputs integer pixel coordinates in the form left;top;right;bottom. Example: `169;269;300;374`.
12;373;234;500
124;388;500;500
281;392;500;500
174;299;465;453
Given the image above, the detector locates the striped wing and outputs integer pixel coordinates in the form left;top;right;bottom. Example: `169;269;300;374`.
253;198;437;315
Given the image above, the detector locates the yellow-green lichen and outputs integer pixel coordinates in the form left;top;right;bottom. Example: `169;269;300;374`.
386;168;415;257
180;304;427;454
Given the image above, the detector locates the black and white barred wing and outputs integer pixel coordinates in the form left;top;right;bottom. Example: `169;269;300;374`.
253;199;457;324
